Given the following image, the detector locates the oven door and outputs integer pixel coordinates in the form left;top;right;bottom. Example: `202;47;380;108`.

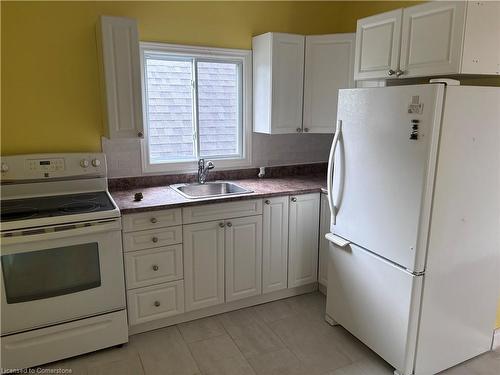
0;219;126;335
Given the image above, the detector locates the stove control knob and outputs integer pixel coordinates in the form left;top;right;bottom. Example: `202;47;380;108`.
80;159;90;168
91;159;101;167
1;163;8;173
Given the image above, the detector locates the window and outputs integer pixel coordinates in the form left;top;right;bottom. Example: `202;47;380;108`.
140;43;251;172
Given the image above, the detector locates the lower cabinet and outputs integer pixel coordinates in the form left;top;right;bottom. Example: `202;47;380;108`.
183;221;225;311
288;193;320;287
183;216;263;311
124;193;323;330
127;280;185;325
225;215;263;302
262;196;289;294
124;245;183;289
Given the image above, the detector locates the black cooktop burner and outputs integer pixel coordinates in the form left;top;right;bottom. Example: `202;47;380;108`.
1;192;115;223
59;202;99;213
1;206;39;221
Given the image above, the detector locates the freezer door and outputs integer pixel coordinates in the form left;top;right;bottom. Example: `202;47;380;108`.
326;242;422;373
330;85;444;271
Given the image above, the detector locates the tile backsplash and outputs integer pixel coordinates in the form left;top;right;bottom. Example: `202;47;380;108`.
103;133;333;178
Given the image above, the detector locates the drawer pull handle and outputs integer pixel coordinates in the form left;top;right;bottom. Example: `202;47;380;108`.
265;200;271;205
150;217;158;224
226;222;232;227
291;197;297;202
152;236;159;243
154;301;161;307
219;222;225;228
152;265;159;271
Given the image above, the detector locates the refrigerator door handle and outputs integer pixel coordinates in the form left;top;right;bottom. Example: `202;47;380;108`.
325;233;351;247
327;120;342;225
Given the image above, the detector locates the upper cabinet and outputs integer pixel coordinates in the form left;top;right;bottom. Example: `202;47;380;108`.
253;32;354;134
97;16;144;139
354;1;500;80
253;33;305;134
399;1;466;78
303;34;355;134
354;9;402;80
461;1;500;75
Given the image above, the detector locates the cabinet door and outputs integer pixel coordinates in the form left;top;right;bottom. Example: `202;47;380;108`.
303;34;355;134
288;193;320;287
271;33;305;134
462;1;500;75
399;1;466;78
98;16;144;139
183;221;225;311
318;194;331;287
262;197;289;294
225;215;263;302
354;9;402;80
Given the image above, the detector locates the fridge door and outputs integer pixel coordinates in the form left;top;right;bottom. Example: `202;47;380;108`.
330;84;444;271
326;241;422;374
413;86;500;375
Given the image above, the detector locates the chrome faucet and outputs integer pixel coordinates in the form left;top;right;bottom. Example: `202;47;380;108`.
197;159;215;184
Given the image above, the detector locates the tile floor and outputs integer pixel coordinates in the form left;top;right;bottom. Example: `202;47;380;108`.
41;292;500;375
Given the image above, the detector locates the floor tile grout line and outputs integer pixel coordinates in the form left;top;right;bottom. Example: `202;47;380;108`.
136;351;147;375
261;310;311;369
174;324;204;375
223;324;258;374
177;316;228;344
218;305;293;362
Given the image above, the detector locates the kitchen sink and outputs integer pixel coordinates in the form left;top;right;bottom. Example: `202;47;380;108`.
170;181;253;199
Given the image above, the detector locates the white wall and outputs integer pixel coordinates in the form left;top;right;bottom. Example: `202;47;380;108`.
103;133;333;178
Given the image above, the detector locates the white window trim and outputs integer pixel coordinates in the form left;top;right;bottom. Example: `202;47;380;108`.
140;42;252;174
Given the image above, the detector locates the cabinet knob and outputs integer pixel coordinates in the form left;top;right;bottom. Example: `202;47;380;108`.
134;192;143;201
152;264;159;271
219;222;225;228
388;69;396;76
138;131;144;138
265;200;271;205
291;197;297;202
395;69;405;77
226;222;232;227
152;236;159;243
296;128;302;133
150;217;158;224
303;128;309;133
154;301;161;307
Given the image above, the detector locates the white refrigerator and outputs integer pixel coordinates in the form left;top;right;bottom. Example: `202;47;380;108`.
325;83;500;375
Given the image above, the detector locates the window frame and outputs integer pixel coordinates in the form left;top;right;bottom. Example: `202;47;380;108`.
140;42;252;174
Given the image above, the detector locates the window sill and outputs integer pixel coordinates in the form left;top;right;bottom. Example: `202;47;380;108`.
141;154;252;175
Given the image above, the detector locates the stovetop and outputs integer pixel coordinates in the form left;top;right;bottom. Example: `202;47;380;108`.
1;191;116;223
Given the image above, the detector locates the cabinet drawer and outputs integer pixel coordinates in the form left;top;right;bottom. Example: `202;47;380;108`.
182;199;262;224
122;209;182;233
127;280;184;326
123;226;182;252
125;245;183;289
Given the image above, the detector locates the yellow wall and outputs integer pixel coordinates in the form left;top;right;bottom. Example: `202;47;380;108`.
1;1;419;155
497;300;500;329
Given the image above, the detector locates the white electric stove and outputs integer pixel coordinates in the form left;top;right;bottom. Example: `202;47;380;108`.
0;153;128;371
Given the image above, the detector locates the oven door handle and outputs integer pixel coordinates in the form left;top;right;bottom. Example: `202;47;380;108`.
1;219;121;246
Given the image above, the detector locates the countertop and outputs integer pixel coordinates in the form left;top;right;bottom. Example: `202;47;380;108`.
111;175;327;214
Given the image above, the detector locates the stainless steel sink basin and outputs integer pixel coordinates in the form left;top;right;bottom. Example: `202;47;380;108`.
170;181;253;199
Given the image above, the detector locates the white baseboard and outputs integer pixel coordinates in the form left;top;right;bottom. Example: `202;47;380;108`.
129;283;318;335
